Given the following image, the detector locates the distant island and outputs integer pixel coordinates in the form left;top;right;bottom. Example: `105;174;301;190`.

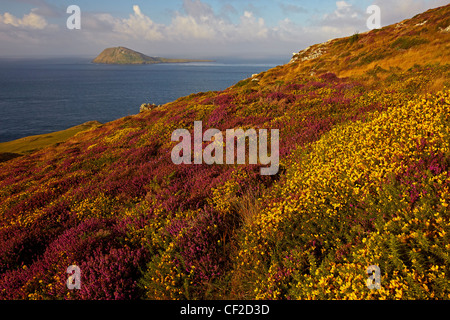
92;47;214;65
0;121;102;162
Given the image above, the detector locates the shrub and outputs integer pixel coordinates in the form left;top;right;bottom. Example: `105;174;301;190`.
349;32;360;45
390;36;430;50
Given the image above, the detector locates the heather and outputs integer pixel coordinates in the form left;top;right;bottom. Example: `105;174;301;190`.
1;5;450;300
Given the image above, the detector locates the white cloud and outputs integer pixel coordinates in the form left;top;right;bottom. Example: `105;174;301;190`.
0;9;48;29
237;11;268;40
97;5;164;41
164;1;269;42
168;14;218;40
90;3;269;44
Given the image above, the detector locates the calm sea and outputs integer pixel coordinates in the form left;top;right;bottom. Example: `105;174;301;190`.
0;58;282;143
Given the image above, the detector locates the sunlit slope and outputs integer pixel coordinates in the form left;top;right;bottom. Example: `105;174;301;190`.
269;4;450;85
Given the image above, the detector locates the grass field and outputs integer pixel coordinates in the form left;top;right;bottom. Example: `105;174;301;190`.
0;121;102;159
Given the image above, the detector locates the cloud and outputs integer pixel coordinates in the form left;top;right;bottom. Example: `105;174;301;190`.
89;2;269;44
166;0;222;41
168;13;218;40
320;1;365;30
182;0;216;21
0;9;48;29
94;5;164;41
219;4;238;20
12;0;61;18
166;1;269;42
279;3;308;15
238;11;268;40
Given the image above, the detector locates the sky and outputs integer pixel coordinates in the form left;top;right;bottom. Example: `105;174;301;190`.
0;0;448;60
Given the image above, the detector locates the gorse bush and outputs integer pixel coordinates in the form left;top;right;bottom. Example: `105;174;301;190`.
236;90;450;300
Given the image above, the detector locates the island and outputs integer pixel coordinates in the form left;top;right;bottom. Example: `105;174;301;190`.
92;47;214;65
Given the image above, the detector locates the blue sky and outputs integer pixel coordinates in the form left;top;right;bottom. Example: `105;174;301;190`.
0;0;447;59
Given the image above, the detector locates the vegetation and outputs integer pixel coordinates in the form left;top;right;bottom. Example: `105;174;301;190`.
349;32;360;45
0;121;102;162
92;47;213;65
0;5;449;300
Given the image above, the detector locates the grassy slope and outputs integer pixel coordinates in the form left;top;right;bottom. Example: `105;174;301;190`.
0;5;449;300
0;121;102;157
281;5;450;91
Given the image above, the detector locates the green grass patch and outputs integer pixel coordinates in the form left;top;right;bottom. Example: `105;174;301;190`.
349;32;360;45
0;121;102;155
390;36;430;50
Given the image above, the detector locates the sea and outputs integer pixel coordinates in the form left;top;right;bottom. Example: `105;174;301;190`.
0;57;284;143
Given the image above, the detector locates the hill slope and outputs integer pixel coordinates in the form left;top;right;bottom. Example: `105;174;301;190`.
92;47;212;65
0;121;102;161
287;5;449;79
0;5;449;300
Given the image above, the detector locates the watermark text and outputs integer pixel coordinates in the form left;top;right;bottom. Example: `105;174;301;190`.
171;121;279;176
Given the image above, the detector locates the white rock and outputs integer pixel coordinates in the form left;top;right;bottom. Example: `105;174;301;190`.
415;20;427;26
441;25;450;33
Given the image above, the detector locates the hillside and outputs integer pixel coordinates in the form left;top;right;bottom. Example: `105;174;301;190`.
0;5;449;300
92;47;212;65
287;7;449;79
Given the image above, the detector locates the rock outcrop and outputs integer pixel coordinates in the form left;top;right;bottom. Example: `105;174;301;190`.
140;103;160;113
